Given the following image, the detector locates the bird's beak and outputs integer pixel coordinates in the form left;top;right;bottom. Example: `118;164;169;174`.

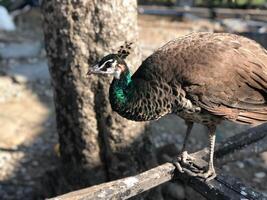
87;64;100;76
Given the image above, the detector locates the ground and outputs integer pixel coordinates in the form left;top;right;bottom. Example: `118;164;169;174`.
0;9;267;200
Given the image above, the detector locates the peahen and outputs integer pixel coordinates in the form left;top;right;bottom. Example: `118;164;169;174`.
88;32;267;181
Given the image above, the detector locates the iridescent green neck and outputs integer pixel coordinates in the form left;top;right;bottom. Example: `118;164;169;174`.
110;71;132;105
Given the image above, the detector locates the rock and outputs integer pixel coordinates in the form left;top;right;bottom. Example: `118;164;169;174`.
0;76;24;103
12;74;28;84
245;158;258;166
240;190;247;196
44;89;53;97
260;151;267;167
0;6;16;31
259;26;267;34
21;167;27;174
6;60;50;82
254;172;266;179
220;18;249;33
262;192;267;197
253;178;262;183
32;160;39;166
24;175;31;181
236;161;245;169
0;41;42;59
183;13;202;21
222;165;230;172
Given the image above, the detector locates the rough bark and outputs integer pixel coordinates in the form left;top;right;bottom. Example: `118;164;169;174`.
41;0;159;197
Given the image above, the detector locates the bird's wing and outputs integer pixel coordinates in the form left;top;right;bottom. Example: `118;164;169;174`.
184;34;267;125
132;32;267;125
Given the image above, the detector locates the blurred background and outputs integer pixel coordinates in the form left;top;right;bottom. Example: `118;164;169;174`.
0;0;267;199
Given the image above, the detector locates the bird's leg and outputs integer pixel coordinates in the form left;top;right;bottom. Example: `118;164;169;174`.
180;121;194;164
174;121;195;172
174;124;217;182
192;125;217;181
203;126;217;181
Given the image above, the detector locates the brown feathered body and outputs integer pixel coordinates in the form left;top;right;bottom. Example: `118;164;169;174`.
110;32;267;126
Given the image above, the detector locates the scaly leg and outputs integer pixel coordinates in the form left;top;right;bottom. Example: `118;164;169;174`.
180;121;194;164
174;121;195;172
189;125;217;181
174;124;217;182
200;125;217;181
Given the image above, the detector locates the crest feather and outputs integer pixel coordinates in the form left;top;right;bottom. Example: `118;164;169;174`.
117;42;133;59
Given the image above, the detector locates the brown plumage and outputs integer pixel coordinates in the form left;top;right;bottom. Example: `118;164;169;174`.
133;32;267;125
88;32;267;181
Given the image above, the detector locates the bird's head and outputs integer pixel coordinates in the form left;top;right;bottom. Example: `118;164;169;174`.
87;42;133;79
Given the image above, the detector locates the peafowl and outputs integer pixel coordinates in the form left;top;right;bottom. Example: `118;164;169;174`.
88;32;267;181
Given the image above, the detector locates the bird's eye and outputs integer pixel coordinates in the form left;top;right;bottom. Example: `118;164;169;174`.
106;62;112;68
102;61;112;71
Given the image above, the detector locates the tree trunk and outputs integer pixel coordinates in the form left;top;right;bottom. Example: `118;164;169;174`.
41;0;160;198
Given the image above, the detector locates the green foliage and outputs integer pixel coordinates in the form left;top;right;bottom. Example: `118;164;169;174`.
139;0;266;7
0;0;12;8
195;0;266;6
138;0;176;6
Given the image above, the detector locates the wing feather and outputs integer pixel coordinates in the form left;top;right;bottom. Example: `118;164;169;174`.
133;32;267;125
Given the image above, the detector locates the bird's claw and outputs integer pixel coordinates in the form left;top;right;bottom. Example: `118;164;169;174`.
173;151;197;173
178;166;216;181
173;161;184;173
181;151;195;164
195;167;217;182
173;152;217;182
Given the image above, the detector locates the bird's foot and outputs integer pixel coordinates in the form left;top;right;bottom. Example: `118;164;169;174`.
173;153;217;182
190;166;217;182
173;151;196;173
180;151;195;164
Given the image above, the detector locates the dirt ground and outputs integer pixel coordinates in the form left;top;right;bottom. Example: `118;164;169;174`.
0;9;267;200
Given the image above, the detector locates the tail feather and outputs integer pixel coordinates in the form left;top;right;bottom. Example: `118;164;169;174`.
236;110;267;125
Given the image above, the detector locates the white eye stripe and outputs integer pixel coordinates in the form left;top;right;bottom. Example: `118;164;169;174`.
100;59;114;68
104;59;113;64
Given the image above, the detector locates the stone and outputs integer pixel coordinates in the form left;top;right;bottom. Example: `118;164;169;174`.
236;161;245;169
254;172;266;179
221;18;249;33
0;6;16;31
6;60;50;82
12;74;28;84
222;165;230;172
0;41;41;59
